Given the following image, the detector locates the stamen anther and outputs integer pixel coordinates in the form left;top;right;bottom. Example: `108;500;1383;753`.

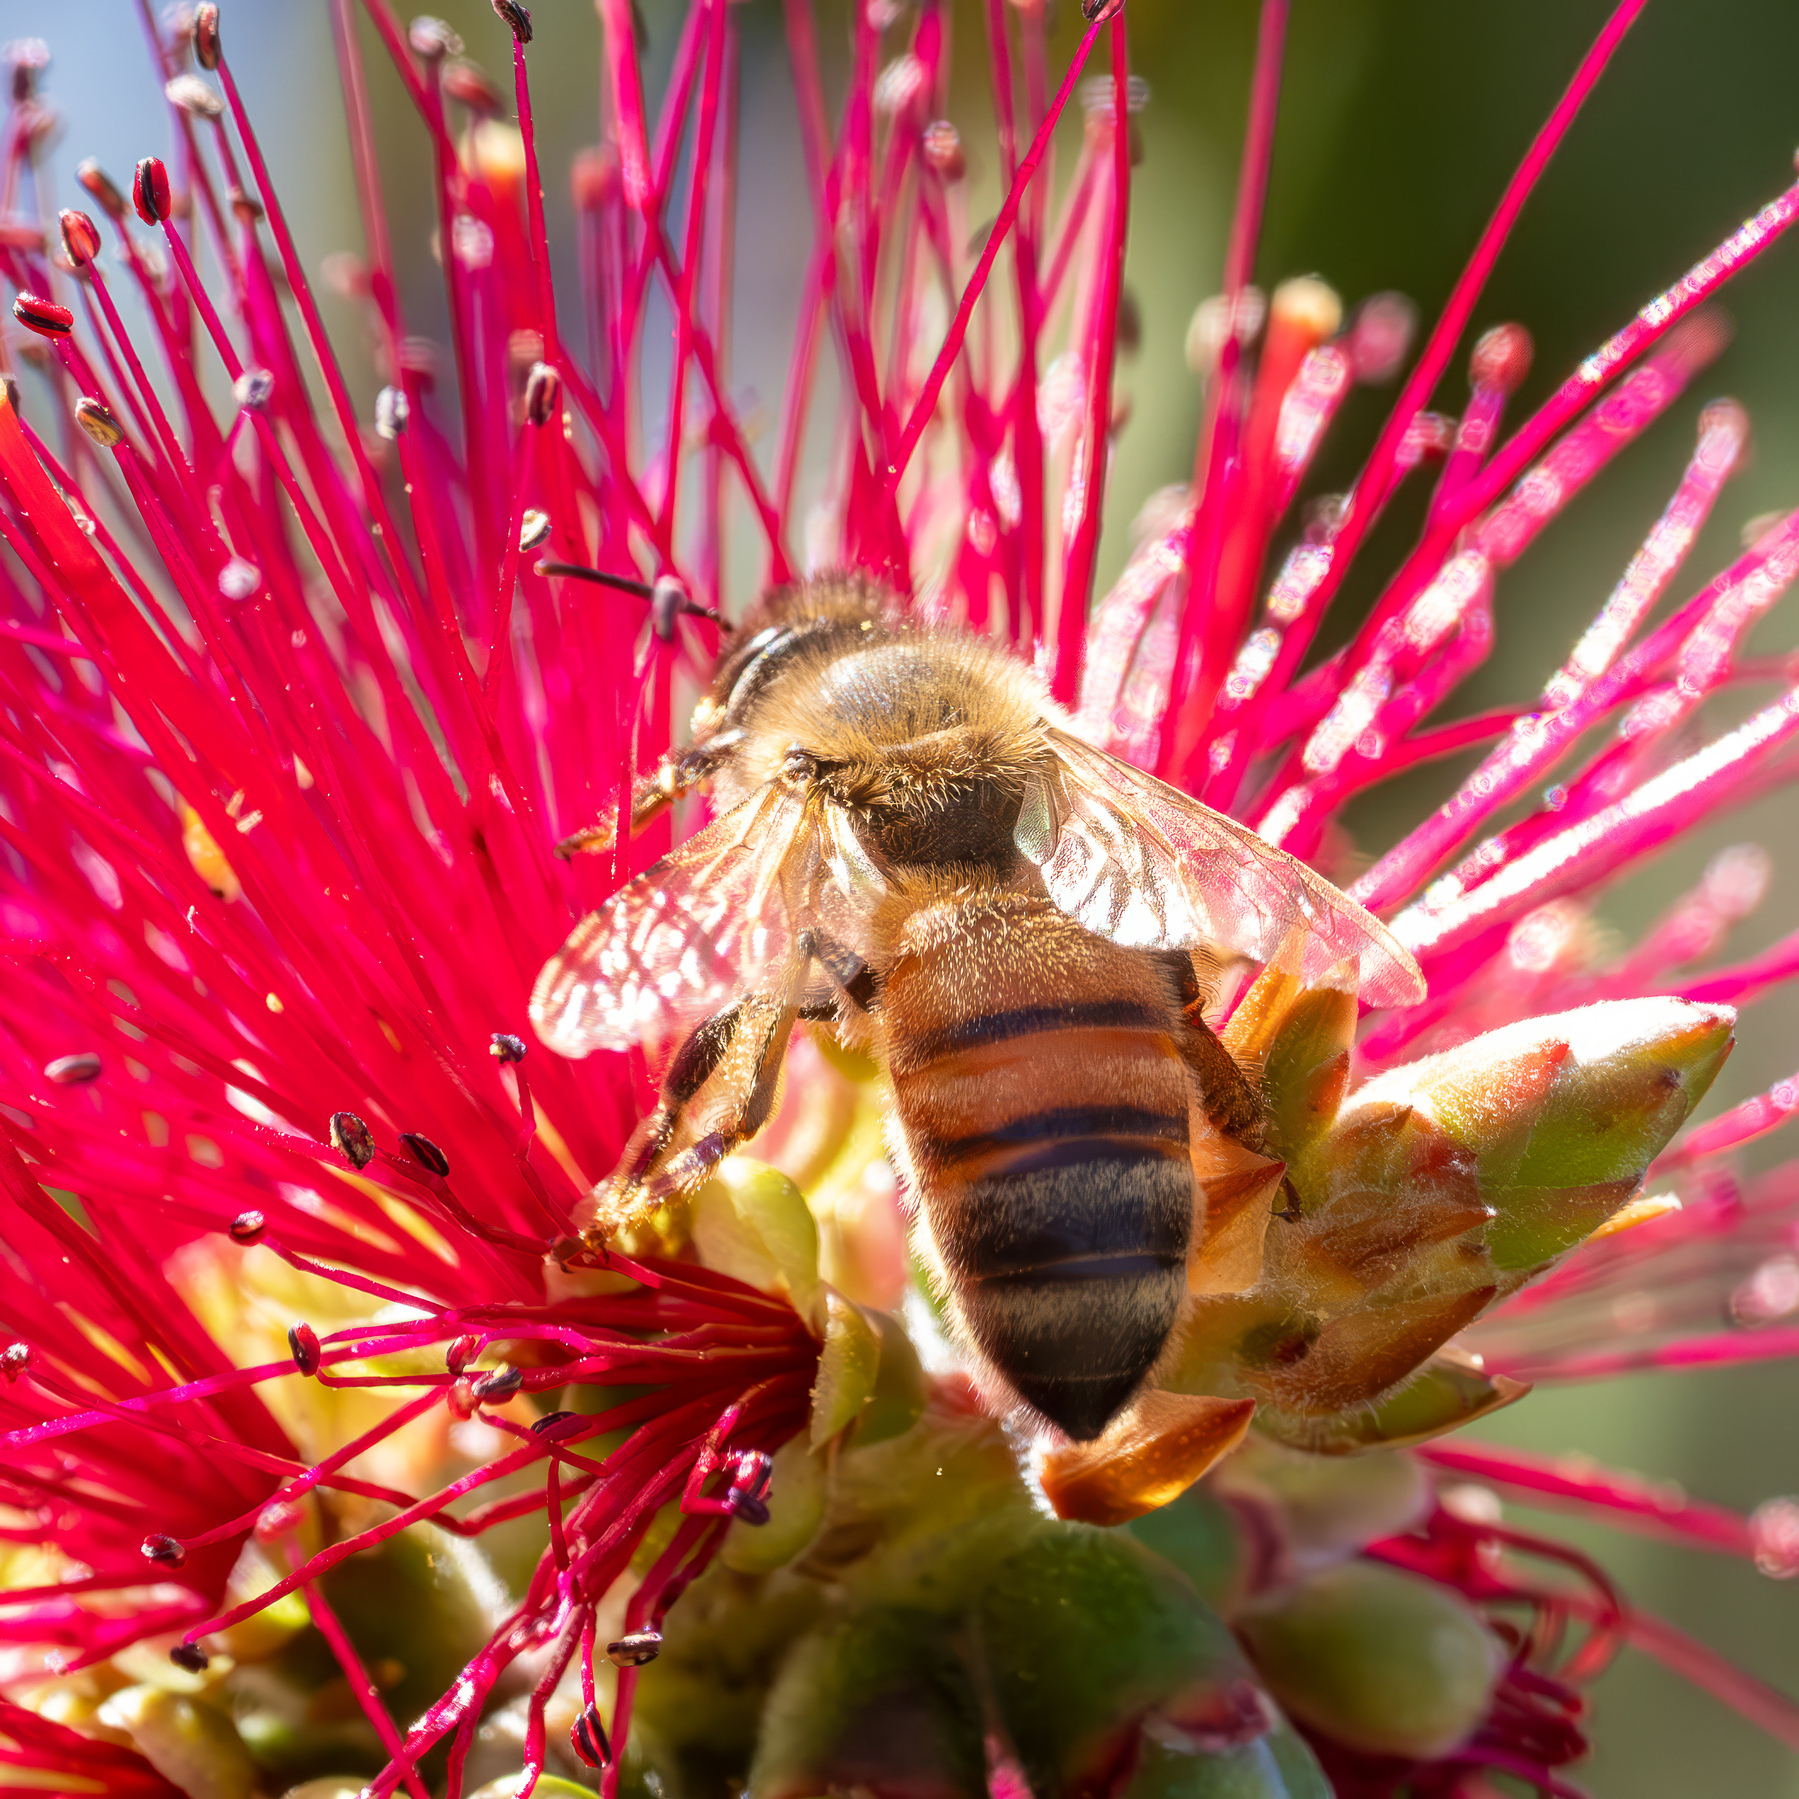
44;1053;102;1084
288;1322;322;1376
132;157;172;227
227;1209;266;1244
329;1111;376;1170
142;1533;187;1568
398;1132;450;1178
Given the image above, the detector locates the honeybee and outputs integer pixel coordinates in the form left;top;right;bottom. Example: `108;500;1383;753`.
531;577;1422;1441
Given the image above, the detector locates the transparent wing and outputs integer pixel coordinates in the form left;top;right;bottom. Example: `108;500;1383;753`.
531;783;829;1061
1018;728;1425;1008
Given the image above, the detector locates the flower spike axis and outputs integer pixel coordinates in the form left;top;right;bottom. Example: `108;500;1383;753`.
2;1;1799;1795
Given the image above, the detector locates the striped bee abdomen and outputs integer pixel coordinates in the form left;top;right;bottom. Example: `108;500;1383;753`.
884;899;1199;1442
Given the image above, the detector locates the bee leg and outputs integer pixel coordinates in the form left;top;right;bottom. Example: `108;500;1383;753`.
556;730;745;859
608;936;819;1219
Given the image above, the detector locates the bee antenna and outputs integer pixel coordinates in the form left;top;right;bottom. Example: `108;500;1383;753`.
536;560;724;628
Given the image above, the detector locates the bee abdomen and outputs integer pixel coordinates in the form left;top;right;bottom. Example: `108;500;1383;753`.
932;1134;1192;1442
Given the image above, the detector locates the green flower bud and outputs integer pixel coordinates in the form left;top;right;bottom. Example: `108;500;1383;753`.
1236;1562;1502;1760
1211;1438;1428;1570
1224;972;1358;1164
304;1523;504;1730
99;1685;257;1799
750;1607;987;1799
810;1288;883;1444
1348;998;1733;1271
976;1528;1277;1799
691;1157;820;1313
278;1783;372;1799
722;1436;827;1573
849;1306;929;1446
1120;1719;1330;1799
1123;1481;1250;1611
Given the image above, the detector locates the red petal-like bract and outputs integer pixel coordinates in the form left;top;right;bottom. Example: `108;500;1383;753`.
3;1;1799;1793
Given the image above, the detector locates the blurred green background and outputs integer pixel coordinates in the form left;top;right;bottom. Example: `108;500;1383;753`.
12;0;1799;1791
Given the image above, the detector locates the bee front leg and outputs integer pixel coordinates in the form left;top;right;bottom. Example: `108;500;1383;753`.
557;731;744;859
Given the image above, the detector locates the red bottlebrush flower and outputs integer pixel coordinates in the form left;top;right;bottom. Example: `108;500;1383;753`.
2;1;1799;1796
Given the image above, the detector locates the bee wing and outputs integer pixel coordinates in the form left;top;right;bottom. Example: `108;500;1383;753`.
1018;728;1425;1008
531;782;834;1060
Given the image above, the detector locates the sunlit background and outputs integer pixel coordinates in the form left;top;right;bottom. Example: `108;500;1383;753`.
7;1;1799;1791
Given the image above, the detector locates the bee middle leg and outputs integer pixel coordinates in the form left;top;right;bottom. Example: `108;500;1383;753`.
586;936;820;1237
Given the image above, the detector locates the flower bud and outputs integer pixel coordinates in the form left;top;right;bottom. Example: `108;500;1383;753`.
398;1131;450;1177
977;1527;1298;1799
12;293;73;338
193;4;222;70
74;397;124;448
99;1684;253;1798
59;207;101;266
750;1607;986;1799
45;1052;103;1084
133;156;173;227
77;158;127;221
1236;1562;1502;1760
329;1110;375;1169
691;1158;820;1313
1342;998;1734;1272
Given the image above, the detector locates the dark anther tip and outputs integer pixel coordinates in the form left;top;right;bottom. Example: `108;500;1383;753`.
59;209;101;267
570;1702;611;1770
473;1364;524;1403
490;1031;528;1064
74;397;124;449
492;0;534;44
227;1209;267;1244
142;1532;187;1568
76;160;127;221
193;4;222;69
169;1642;210;1673
398;1131;450;1179
531;1409;585;1442
132;156;173;227
12;293;73;339
328;1111;376;1170
524;359;560;426
606;1629;662;1668
44;1052;102;1084
287;1321;322;1376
